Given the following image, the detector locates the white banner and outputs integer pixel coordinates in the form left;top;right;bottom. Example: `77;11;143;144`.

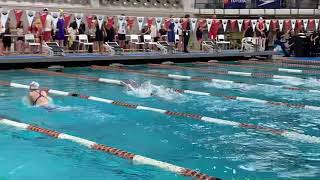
1;9;10;29
51;12;59;30
155;17;162;31
97;15;105;30
222;19;228;32
26;10;36;27
206;19;213;31
137;16;144;31
291;19;296;30
279;19;284;31
190;18;197;32
303;19;308;30
251;19;257;30
237;19;243;32
265;20;271;31
174;18;180;34
316;19;319;31
74;13;83;29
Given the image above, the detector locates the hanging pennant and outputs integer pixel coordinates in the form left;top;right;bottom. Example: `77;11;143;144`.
303;19;308;30
137;16;144;31
251;19;257;30
51;12;59;30
291;19;296;30
74;13;83;29
190;18;197;32
26;10;36;27
155;17;162;31
297;19;303;31
13;9;23;24
265;20;271;31
63;13;72;28
244;19;251;30
222;19;228;32
97;15;105;30
147;17;154;27
284;19;291;31
206;19;213;31
1;9;10;29
86;15;94;29
230;19;237;32
315;19;319;31
271;19;278;30
308;19;315;31
164;18;171;29
279;19;284;31
39;11;48;28
126;16;135;30
237;19;243;31
174;18;180;34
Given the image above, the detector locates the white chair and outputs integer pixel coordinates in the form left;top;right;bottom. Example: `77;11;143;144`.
216;34;230;49
24;34;40;54
130;34;145;50
144;35;158;51
78;34;93;52
241;37;260;52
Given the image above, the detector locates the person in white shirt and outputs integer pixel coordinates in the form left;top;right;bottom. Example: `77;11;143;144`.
117;15;127;48
43;8;54;42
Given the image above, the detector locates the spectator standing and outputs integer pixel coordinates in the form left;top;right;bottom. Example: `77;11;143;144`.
16;21;25;54
182;14;191;53
43;8;54;42
104;22;115;42
3;19;11;55
117;15;127;49
0;22;4;55
93;16;104;53
196;25;203;51
167;16;175;48
56;9;65;47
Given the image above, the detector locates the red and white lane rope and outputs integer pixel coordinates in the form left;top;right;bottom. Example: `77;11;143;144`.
2;81;320;144
279;59;320;65
23;68;320;111
91;65;320;95
239;60;320;69
0;118;219;180
147;63;315;81
196;62;320;75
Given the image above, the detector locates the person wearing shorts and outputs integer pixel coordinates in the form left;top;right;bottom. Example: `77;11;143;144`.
43;8;54;42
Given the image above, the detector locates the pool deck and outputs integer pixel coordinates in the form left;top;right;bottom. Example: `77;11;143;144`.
0;50;274;69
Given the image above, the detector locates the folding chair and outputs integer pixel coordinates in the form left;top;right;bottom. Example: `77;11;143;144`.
25;34;40;53
216;34;231;49
130;34;145;51
156;41;175;54
78;34;94;52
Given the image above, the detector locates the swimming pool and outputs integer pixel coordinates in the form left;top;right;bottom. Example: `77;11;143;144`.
0;61;320;180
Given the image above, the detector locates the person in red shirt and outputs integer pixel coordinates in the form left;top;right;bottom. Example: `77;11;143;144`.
208;15;220;41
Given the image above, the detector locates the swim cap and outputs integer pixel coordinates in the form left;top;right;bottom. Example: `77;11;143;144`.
29;81;39;90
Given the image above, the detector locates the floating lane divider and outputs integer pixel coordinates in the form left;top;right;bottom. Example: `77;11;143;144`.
279;59;320;65
239;60;320;69
195;62;320;75
147;63;314;81
0;118;220;180
90;65;320;95
22;68;320;111
25;68;123;86
1;81;320;144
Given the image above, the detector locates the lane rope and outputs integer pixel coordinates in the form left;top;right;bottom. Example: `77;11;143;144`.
279;59;320;65
90;65;320;95
24;68;320;111
1;81;320;144
239;60;320;69
0;117;220;180
195;62;320;75
147;64;315;81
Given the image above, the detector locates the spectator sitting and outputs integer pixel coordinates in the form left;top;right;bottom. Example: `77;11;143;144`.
67;21;78;52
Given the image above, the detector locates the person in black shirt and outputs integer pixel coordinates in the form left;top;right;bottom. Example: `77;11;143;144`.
159;24;167;41
183;14;191;53
244;26;254;37
104;22;115;42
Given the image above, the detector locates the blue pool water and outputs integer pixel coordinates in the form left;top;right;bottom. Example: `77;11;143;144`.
0;62;320;180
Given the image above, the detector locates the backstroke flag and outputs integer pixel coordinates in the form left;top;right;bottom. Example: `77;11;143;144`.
74;13;83;29
1;9;9;29
26;10;36;27
190;18;197;32
137;17;144;31
237;19;243;31
155;17;162;31
265;19;271;31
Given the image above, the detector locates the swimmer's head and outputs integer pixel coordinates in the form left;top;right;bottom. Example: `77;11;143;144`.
29;81;39;90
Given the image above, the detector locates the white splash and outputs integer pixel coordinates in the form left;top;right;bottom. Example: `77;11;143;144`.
125;81;184;101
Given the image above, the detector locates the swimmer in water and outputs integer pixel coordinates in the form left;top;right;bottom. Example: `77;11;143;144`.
121;80;140;91
28;81;50;106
